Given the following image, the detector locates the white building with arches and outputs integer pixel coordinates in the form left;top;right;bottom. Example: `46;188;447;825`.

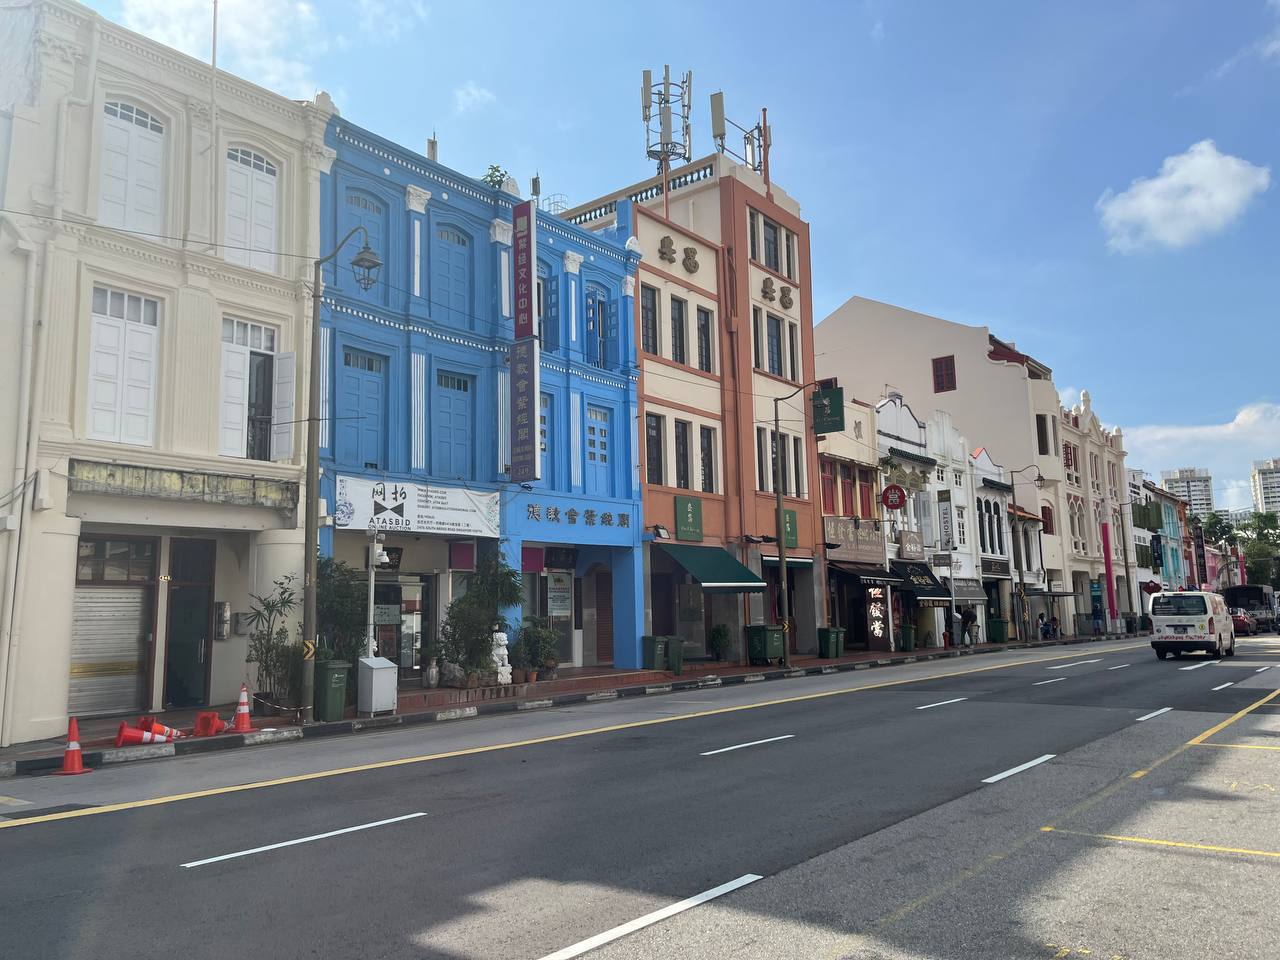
0;0;330;744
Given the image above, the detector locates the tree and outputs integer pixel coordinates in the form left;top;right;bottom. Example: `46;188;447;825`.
1202;511;1236;547
1243;539;1276;587
440;551;522;671
480;164;510;189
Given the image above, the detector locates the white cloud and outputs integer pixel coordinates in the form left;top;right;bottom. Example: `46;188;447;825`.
870;19;885;44
355;0;428;40
1096;140;1270;253
453;81;496;115
121;0;327;99
1124;402;1280;510
1202;1;1280;82
1058;385;1081;410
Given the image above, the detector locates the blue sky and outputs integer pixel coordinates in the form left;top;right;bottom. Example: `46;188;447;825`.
90;1;1280;507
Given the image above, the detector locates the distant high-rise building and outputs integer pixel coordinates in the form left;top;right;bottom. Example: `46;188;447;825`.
1227;507;1256;526
1252;459;1280;514
1160;467;1214;518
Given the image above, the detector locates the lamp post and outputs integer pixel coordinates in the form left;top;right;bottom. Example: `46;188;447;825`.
1115;496;1141;631
301;226;382;722
1007;465;1045;644
772;381;823;668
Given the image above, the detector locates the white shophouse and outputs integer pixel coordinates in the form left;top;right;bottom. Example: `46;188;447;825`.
0;0;330;744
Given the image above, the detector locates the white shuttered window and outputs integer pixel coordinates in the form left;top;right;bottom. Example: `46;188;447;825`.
99;102;164;235
224;148;278;272
87;286;159;446
219;318;294;461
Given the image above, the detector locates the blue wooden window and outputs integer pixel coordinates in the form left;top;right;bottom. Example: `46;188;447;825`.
586;405;613;497
433;370;473;479
431;223;472;327
337;348;385;470
539;392;554;488
342;192;385;302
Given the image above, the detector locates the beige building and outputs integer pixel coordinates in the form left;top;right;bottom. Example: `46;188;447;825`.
1251;459;1280;514
1160;467;1213;518
815;296;1127;635
0;1;329;744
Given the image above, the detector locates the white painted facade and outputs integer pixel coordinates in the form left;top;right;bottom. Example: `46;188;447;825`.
1251;459;1280;514
0;0;329;744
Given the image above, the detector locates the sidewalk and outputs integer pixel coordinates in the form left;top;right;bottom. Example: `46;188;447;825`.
0;632;1147;778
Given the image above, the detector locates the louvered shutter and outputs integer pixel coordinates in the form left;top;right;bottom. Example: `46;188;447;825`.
119;323;157;446
270;351;296;461
219;342;250;457
87;316;125;441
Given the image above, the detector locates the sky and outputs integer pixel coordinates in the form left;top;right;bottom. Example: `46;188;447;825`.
85;0;1280;509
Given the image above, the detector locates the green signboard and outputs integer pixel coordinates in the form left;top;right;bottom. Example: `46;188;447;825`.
674;495;703;542
783;508;798;549
811;387;845;435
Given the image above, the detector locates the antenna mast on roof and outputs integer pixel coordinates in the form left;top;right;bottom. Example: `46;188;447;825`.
710;92;771;193
641;65;692;219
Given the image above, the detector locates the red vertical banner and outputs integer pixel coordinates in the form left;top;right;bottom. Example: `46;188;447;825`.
1100;521;1117;619
512;200;536;340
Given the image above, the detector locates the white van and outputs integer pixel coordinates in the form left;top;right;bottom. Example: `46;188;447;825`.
1150;591;1236;660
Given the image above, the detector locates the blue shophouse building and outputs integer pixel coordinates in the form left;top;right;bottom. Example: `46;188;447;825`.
319;118;646;675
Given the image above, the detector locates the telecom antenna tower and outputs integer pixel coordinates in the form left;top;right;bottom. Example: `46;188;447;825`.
709;91;772;192
641;65;692;217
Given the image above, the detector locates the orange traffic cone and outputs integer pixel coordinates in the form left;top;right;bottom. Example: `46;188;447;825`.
229;683;253;733
139;716;185;739
54;717;92;776
115;722;173;748
193;711;226;737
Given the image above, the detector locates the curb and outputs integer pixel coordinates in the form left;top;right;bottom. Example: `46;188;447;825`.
1;633;1144;778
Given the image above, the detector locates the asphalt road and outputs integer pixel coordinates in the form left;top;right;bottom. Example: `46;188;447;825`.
2;635;1278;960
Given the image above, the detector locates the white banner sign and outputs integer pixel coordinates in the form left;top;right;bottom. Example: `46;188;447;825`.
333;475;500;539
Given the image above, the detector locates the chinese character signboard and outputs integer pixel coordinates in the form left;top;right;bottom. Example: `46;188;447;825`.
674;495;703;542
867;584;888;644
334;475;500;538
512;200;536;340
509;338;540;483
811;387;845;435
784;509;799;549
898;529;924;560
823;516;886;564
1150;534;1163;571
882;484;907;511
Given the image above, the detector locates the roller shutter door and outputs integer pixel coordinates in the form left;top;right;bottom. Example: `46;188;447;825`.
68;586;150;716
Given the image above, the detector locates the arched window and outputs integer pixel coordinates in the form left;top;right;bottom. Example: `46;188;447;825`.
342;190;386;301
225;147;278;272
979;499;990;553
431;222;472;326
1041;504;1055;535
995;501;1005;554
100;100;166;234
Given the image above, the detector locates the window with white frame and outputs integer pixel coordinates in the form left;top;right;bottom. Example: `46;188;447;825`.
956;506;967;546
936;466;946;483
219;317;295;461
224;147;278;272
87;285;160;446
954;470;964;487
100;101;165;235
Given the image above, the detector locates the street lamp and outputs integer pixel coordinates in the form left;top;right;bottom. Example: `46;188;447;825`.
1007;465;1045;644
301;226;382;722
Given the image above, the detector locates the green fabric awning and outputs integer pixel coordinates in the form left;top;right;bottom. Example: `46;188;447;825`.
658;543;767;594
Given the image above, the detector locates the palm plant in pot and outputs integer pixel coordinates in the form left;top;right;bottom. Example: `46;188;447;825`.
244;575;298;715
440;552;522;687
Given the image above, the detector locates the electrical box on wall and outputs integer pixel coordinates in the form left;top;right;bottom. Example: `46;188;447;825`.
233;611;253;636
215;601;231;640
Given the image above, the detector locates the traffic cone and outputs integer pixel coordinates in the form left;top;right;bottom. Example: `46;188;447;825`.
193;711;226;737
54;717;92;776
139;716;185;739
115;722;173;748
229;683;253;733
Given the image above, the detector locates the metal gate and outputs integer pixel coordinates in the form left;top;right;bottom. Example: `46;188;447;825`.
69;585;151;716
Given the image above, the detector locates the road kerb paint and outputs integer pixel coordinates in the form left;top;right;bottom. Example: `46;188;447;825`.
700;735;794;756
1135;707;1173;722
537;874;763;960
1257;667;1272;673
1046;660;1101;671
1211;682;1234;691
1040;826;1280;860
1178;659;1221;671
1107;664;1130;670
1033;677;1066;686
916;698;968;711
981;754;1055;784
180;812;428;868
0;640;1150;832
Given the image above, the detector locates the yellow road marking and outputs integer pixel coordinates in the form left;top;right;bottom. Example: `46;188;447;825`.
0;642;1148;832
1041;826;1280;860
1193;742;1280;752
1187;687;1280;745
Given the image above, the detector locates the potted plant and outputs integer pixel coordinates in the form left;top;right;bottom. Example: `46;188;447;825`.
518;617;558;682
508;637;528;684
245;575;298;716
708;624;731;661
440;551;523;686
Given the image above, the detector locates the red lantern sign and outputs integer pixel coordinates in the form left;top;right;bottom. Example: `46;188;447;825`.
881;484;908;511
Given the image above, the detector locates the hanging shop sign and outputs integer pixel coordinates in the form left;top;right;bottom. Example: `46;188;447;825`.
1150;534;1163;571
981;556;1011;578
823;516;885;564
521;502;631;529
811;386;845;435
784;508;799;549
512;200;537;340
334;476;500;539
510;338;540;484
674;495;704;542
937;488;954;549
882;484;908;511
546;572;573;619
897;529;925;561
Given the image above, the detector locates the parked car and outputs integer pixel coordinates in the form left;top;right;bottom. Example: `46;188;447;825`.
1231;608;1257;636
1150;591;1236;660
